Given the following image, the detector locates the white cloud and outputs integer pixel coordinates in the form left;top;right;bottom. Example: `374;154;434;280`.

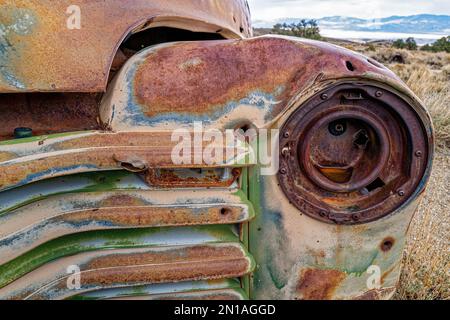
248;0;450;20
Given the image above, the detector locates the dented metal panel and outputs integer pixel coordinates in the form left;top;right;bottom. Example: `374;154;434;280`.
0;0;251;92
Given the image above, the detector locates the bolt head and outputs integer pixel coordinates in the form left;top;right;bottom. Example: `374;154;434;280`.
281;147;290;157
319;211;328;218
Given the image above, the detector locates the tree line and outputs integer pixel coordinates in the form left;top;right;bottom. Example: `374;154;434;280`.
393;36;450;53
272;20;321;40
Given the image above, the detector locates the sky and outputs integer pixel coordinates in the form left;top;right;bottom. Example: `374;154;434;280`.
247;0;450;21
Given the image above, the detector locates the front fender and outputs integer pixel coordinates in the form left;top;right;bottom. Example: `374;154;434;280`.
99;36;434;300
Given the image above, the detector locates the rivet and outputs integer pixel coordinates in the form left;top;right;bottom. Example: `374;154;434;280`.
280;168;287;175
283;131;290;138
352;213;361;221
282;147;290;157
415;150;423;157
375;91;383;97
321;93;329;100
398;190;405;197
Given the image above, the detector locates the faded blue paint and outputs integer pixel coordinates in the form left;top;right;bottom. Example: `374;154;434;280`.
116;60;284;127
8;164;102;192
0;171;148;215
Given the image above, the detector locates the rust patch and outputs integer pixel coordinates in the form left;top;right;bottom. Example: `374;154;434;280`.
0;152;15;162
0;93;101;141
133;37;397;118
81;259;249;286
145;168;240;188
99;195;147;207
71;245;252;288
0;0;251;93
0;132;248;191
61;205;245;227
278;83;429;225
296;269;346;300
86;245;244;269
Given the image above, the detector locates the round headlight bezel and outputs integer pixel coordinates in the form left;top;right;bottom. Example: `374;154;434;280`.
277;83;430;225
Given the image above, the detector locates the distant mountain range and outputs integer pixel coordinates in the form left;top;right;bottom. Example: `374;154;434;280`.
253;14;450;35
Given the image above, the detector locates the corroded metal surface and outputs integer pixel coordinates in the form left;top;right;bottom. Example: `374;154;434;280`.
0;188;254;264
0;0;251;92
278;83;429;224
0;243;255;300
100;36;403;132
0;131;253;192
0;93;101;140
0;35;434;300
145;168;241;188
0;224;245;290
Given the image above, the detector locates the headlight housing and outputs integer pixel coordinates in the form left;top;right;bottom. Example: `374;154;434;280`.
278;82;430;224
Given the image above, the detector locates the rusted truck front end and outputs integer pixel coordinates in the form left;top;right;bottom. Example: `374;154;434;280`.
0;0;434;300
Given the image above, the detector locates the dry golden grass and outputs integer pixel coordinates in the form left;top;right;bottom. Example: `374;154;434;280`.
363;46;450;300
395;154;450;300
363;46;450;150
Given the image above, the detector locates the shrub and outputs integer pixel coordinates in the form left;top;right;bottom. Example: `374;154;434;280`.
272;20;321;40
393;38;417;50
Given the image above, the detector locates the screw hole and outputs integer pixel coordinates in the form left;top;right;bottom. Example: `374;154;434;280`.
328;120;347;136
381;238;395;252
346;61;355;72
220;208;231;216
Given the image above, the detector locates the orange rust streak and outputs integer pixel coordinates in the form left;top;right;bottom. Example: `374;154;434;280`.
61;205;246;227
86;245;245;269
80;258;250;286
53;132;178;149
133;37;398;118
134;38;320;117
145;168;240;188
1;0;251;92
296;269;346;300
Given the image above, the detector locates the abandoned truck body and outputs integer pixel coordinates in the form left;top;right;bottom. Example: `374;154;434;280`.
0;0;434;300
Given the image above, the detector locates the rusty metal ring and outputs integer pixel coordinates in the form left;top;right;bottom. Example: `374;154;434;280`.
277;83;430;225
301;109;390;193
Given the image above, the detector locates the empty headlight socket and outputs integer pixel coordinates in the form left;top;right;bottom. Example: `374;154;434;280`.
278;83;429;225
